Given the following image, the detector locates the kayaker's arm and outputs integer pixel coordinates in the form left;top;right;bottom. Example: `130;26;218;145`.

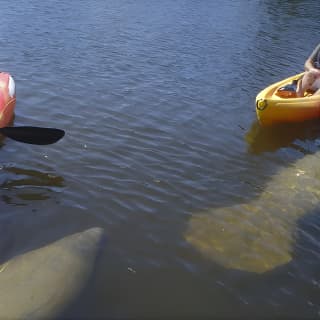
304;43;320;71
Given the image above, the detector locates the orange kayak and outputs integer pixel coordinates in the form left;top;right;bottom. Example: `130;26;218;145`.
0;72;16;127
255;73;320;126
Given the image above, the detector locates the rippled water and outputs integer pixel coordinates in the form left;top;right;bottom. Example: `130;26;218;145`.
0;0;319;318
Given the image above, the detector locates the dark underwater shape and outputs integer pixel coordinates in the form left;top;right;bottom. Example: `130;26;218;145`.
185;152;320;273
0;227;104;319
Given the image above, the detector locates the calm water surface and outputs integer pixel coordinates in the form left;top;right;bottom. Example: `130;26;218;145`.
0;0;319;318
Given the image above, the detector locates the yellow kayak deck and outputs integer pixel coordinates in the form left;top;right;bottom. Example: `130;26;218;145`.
255;73;320;126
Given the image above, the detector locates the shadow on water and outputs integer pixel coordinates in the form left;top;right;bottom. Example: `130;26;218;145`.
0;165;64;206
185;120;320;273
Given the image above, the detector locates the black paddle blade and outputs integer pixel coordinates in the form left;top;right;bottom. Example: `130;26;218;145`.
0;126;65;145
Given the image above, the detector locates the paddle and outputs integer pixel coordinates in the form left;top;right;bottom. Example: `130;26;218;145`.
0;126;65;145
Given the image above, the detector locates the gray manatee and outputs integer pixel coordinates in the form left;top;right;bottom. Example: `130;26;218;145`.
185;152;320;273
0;227;104;319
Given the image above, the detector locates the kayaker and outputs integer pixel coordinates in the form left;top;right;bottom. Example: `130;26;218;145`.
296;43;320;97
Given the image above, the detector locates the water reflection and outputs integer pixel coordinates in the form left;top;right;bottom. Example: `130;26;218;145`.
0;166;64;205
185;150;320;273
245;120;320;154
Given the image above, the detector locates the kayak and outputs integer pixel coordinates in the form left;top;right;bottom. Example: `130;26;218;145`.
0;72;16;128
255;72;320;126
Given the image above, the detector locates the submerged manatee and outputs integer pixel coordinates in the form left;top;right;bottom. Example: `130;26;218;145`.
185;152;320;273
0;227;104;319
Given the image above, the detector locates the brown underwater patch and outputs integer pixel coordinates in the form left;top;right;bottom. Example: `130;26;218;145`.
185;152;320;273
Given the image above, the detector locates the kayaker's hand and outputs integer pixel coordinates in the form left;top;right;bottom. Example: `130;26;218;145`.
310;68;320;78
